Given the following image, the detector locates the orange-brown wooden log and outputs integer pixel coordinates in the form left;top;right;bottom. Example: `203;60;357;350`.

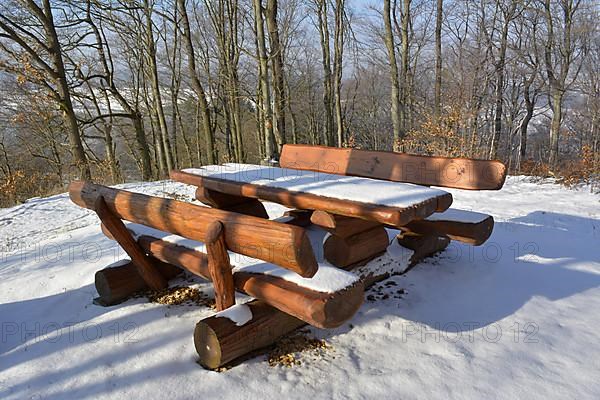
311;210;382;238
282;209;313;227
194;300;306;369
195;187;269;218
95;196;167;290
170;170;451;227
279;144;507;190
396;232;451;270
94;260;182;306
69;181;317;278
195;187;250;208
401;214;494;246
206;221;235;311
101;232;363;329
323;226;390;268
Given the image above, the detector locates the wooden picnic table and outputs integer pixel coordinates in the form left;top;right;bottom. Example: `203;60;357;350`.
171;163;454;268
170;163;453;228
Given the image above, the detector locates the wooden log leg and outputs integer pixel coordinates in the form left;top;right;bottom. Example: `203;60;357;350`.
206;221;235;311
194;300;305;369
195;187;268;219
397;232;451;269
311;210;381;238
281;209;313;227
222;200;269;219
95;196;167;290
94;259;182;306
323;225;390;268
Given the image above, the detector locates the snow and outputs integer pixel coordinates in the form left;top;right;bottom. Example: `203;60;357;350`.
214;304;253;326
1;176;599;399
125;222;360;293
182;163;450;208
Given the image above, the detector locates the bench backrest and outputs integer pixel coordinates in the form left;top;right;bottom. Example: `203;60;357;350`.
280;144;507;190
69;181;317;277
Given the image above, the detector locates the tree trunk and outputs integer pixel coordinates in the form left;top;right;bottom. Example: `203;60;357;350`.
333;0;345;147
316;0;334;146
253;0;276;160
42;0;91;180
549;91;562;166
434;0;443;120
143;0;173;175
178;0;216;165
383;0;402;151
489;2;516;160
265;0;287;152
399;0;410;142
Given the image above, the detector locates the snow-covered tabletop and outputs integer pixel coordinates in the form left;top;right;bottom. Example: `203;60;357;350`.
174;163;452;225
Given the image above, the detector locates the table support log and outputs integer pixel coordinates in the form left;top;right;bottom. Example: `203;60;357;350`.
195;187;268;219
95;196;167;290
94;260;182;306
206;221;235;311
397;232;451;269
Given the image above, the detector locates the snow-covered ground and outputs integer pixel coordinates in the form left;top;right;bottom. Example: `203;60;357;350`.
1;177;599;399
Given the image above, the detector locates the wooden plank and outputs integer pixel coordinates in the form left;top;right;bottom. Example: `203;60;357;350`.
101;233;363;329
170;170;451;227
323;226;390;267
279;144;507;190
94;196;167;290
206;221;235;311
69;181;317;278
94;260;182;306
402;212;494;245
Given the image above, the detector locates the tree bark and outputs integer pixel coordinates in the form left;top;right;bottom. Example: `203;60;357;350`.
434;0;443;120
265;0;287;152
253;0;276;160
383;0;402;151
333;0;345;147
143;0;173;175
315;0;334;146
178;0;216;165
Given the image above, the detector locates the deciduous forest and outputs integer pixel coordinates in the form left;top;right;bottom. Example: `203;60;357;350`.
0;0;598;206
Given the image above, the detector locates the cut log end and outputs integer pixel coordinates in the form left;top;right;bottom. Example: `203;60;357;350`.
94;259;182;306
194;300;306;369
323;226;390;268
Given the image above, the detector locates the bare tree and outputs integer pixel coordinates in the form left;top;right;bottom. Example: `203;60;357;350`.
383;0;403;151
0;0;91;179
434;0;443;119
178;0;216;164
541;0;585;166
265;0;287;147
253;0;276;159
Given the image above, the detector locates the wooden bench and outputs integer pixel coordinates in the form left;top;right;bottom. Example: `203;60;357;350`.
278;144;506;259
68;181;377;366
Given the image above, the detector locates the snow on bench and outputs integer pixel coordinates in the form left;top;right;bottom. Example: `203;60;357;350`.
125;222;361;294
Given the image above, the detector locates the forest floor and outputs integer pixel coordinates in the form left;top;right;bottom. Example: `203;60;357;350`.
1;176;599;399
